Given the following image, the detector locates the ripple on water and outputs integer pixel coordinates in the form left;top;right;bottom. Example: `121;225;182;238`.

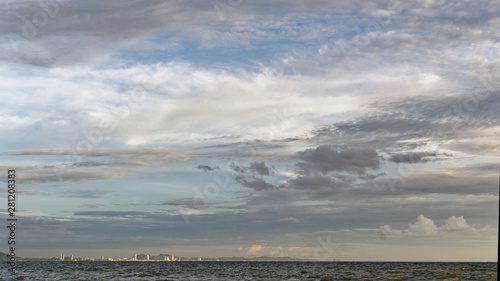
0;261;497;281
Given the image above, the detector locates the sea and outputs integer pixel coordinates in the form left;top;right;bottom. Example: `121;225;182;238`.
0;261;497;280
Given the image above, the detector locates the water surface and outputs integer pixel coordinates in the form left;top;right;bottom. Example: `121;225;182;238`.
0;261;496;280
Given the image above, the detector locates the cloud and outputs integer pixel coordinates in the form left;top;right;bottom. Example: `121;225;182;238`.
5;148;189;166
405;215;439;237
440;216;476;233
236;176;277;191
0;186;52;195
232;146;378;199
62;189;111;199
18;167;127;184
239;244;305;257
74;210;152;218
0;0;381;67
71;161;110;167
162;198;199;209
161;197;231;210
312;92;500;156
243;245;262;255
278;217;300;223
0;160;128;186
296;145;379;175
234;164;345;197
0;61;381;148
229;163;246;173
79;204;104;209
196;165;219;172
388;165;499;195
1;147;190;185
378;225;403;239
230;161;272;175
249;161;272;175
286;174;344;197
0;1;198;66
387;151;447;163
380;215;477;239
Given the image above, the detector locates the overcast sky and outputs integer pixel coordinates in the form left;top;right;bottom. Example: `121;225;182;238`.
0;0;499;261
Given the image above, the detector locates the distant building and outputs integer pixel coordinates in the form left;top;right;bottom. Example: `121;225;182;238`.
171;255;175;261
198;257;202;261
101;256;104;261
134;254;137;261
60;253;64;261
70;255;74;261
146;255;150;261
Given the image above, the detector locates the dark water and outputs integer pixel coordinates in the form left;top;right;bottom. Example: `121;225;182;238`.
0;261;497;280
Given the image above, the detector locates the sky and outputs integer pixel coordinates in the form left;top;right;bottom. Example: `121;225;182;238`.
0;0;499;261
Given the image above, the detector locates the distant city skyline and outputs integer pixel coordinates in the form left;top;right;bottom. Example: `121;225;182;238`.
0;0;499;261
26;252;312;262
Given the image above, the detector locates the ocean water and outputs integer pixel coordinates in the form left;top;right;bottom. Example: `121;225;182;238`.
0;261;497;280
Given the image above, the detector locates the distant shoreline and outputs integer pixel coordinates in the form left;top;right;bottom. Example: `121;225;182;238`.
12;260;497;263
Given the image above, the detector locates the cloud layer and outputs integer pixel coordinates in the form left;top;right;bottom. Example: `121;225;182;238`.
0;0;498;261
379;215;477;239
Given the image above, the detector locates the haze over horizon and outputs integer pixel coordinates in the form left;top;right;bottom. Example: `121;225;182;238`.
0;0;499;261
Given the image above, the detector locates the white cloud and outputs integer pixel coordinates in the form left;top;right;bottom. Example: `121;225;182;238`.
278;217;300;223
0;62;383;148
405;214;439;237
378;224;403;239
380;215;477;239
440;216;476;233
239;244;308;257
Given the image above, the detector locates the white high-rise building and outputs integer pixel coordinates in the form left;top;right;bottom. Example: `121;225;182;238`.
60;253;64;261
146;255;150;261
